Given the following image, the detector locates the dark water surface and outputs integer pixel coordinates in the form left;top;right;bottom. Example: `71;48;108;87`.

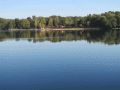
0;30;120;90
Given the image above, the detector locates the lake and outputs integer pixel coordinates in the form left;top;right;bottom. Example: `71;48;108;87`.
0;30;120;90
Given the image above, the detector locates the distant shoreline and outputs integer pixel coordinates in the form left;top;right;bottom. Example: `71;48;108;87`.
0;11;120;30
7;28;100;31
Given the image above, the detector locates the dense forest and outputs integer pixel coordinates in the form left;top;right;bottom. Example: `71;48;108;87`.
0;11;120;30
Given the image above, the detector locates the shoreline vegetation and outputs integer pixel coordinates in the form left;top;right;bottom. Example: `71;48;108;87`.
0;11;120;31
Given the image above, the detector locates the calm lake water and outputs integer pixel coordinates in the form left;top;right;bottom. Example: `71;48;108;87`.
0;30;120;90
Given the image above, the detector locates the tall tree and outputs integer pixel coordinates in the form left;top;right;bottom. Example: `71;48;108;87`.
39;17;46;29
48;17;54;28
21;19;30;29
32;16;38;29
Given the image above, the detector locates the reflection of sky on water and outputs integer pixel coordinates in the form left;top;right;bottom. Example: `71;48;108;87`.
0;40;120;90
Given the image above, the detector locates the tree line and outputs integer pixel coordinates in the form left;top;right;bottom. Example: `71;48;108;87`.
0;11;120;30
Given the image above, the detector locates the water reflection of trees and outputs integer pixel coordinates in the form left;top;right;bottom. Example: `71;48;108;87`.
0;30;120;45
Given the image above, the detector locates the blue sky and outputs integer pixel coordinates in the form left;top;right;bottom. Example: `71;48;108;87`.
0;0;120;19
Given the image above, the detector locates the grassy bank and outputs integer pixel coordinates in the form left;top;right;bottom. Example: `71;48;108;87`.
7;28;100;31
46;28;100;31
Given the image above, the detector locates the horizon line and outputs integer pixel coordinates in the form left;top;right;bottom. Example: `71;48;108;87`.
0;10;119;19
